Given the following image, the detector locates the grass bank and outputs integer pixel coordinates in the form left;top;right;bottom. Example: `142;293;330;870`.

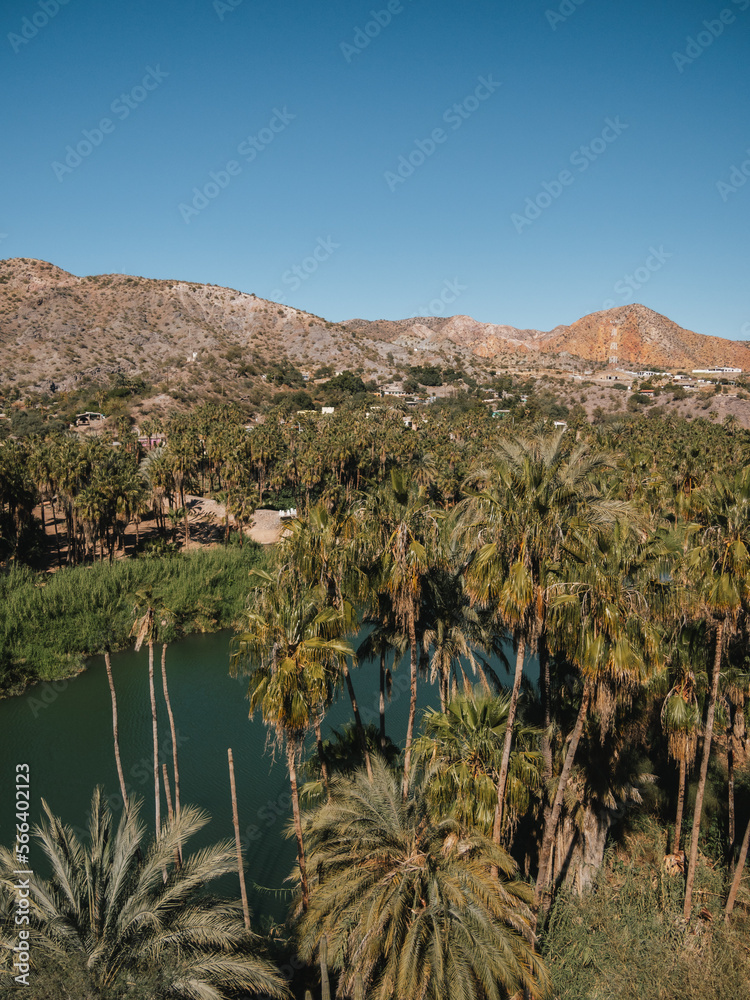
542;817;750;1000
0;543;269;697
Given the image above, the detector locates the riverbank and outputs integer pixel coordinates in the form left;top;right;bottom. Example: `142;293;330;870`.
0;543;269;697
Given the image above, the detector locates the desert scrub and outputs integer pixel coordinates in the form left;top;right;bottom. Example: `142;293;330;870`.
0;543;270;696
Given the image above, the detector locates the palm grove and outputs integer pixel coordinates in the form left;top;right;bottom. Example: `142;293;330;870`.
1;398;750;999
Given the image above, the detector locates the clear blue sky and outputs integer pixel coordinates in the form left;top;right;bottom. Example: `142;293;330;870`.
1;0;748;338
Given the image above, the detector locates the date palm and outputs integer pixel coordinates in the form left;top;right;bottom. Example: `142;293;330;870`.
0;789;289;1000
296;758;549;1000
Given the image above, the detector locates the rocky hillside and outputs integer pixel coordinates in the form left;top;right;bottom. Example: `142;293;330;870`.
1;259;747;404
347;305;750;371
0;258;490;400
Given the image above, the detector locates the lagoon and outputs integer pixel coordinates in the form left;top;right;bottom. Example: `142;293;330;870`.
0;628;532;923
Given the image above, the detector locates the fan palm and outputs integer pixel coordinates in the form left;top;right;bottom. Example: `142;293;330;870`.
536;519;672;909
414;687;543;838
0;790;289;1000
296;758;549;1000
359;469;443;794
682;469;750;917
455;429;626;841
230;571;354;908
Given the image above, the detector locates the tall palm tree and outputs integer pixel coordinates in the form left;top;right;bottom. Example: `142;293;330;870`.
0;790;289;999
535;519;670;910
455;429;625;842
132;592;174;837
682;470;750;918
278;504;372;777
297;759;548;1000
360;469;443;794
659;630;703;853
230;571;354;909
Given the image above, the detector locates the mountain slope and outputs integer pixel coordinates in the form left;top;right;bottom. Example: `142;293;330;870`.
1;259;747;402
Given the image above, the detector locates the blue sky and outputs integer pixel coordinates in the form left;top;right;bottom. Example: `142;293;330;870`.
1;0;748;338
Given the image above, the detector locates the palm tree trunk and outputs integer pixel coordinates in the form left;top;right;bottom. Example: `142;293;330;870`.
162;763;174;822
342;660;372;780
379;649;387;749
727;710;736;860
534;683;591;912
149;641;161;837
402;603;419;797
492;634;526;844
725;812;750;922
228;748;251;930
160;644;181;819
50;499;63;567
104;651;129;819
673;756;686;854
540;639;552;781
319;933;331;1000
684;621;723;920
314;716;331;799
286;740;309;910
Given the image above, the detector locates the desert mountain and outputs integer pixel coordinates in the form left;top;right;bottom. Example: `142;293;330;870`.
1;259;747;402
347;306;750;371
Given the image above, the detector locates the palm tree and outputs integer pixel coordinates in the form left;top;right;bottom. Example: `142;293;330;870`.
659;631;703;854
296;758;549;1000
132;592;174;837
357;593;408;751
455;429;625;842
413;687;543;838
278;504;372;777
0;790;289;999
229;571;354;909
360;469;443;794
682;470;750;918
104;647;130;819
535;519;670;910
420;569;502;709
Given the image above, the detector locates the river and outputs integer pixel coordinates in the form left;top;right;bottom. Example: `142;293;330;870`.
0;628;533;924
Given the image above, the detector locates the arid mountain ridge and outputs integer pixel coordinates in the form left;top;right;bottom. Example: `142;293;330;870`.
1;258;748;398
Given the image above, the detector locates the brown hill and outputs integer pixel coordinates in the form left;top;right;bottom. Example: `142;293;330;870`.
347;306;750;371
1;259;747;406
542;304;750;370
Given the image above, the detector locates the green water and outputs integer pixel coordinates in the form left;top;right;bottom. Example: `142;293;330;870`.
0;629;532;923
